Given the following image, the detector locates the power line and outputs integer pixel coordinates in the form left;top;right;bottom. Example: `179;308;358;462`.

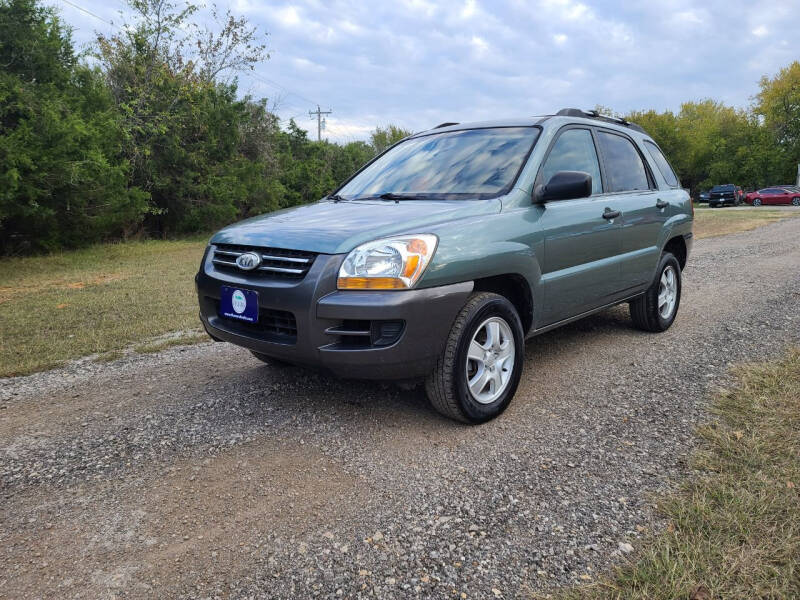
57;0;117;28
249;72;322;109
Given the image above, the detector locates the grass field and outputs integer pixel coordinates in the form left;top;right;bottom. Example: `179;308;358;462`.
556;348;800;599
0;239;208;377
693;206;800;239
1;207;798;377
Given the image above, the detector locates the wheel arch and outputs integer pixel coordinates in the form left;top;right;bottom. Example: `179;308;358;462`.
663;235;687;270
472;273;534;335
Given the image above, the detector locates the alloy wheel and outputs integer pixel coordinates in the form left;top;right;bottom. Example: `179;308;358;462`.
658;265;678;320
465;316;516;404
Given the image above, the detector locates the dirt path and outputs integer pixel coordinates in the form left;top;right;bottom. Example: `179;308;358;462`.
2;219;799;599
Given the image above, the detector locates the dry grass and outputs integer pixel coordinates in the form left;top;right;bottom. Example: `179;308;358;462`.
0;239;208;377
554;348;800;599
693;207;800;239
1;207;797;377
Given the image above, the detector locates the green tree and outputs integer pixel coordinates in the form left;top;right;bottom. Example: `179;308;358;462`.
94;0;272;235
0;0;149;252
370;124;413;154
626;100;788;194
755;61;800;177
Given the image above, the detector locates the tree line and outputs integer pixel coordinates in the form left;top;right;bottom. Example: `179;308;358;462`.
2;0;800;254
0;0;410;253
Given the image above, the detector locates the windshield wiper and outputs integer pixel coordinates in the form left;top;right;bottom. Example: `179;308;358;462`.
348;192;432;202
378;192;428;202
327;193;349;203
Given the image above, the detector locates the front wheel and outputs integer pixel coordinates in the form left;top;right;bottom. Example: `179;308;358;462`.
753;198;762;206
425;292;525;424
629;252;681;332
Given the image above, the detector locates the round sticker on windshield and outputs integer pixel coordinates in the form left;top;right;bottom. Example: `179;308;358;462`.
231;289;247;314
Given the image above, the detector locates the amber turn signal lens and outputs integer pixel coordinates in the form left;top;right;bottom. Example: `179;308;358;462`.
337;277;408;289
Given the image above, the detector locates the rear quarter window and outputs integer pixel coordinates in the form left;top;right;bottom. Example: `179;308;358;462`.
643;140;680;187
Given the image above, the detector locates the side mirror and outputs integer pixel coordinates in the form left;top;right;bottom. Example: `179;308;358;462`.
534;171;592;203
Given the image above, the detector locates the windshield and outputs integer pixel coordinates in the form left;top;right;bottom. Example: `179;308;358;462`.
711;185;734;191
337;127;540;200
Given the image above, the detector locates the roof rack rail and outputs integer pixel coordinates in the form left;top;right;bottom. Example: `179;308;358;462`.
434;122;459;128
555;108;645;133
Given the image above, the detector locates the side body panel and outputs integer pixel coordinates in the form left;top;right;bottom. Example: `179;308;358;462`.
536;198;622;324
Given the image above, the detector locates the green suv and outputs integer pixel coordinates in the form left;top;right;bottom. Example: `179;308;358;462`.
196;108;692;423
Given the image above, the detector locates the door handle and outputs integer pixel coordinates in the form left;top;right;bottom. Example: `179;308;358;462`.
656;199;669;209
602;208;621;220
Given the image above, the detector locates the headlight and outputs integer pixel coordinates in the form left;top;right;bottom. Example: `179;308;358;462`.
338;234;438;290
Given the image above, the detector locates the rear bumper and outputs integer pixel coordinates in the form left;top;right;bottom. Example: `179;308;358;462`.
196;248;473;380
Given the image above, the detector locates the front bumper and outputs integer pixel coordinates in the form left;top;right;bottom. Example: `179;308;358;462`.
196;248;473;380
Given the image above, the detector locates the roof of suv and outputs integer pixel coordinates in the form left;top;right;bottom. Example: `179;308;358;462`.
413;108;650;139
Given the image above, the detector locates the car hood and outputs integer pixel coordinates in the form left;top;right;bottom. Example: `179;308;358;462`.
211;199;502;254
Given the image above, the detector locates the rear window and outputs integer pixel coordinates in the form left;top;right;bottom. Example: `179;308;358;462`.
643;141;679;187
711;185;734;192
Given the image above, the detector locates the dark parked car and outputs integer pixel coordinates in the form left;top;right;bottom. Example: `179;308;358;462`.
745;187;800;206
709;184;744;207
197;108;693;423
696;190;710;203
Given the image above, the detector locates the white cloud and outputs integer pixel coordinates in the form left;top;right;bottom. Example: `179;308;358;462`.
292;57;324;71
470;35;489;55
64;0;800;143
539;0;590;21
461;0;477;19
275;5;301;27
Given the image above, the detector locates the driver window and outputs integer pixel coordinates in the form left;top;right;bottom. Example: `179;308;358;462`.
539;128;602;195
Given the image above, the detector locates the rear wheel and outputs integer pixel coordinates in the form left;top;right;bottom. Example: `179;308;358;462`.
630;252;681;332
753;198;762;206
425;292;525;424
792;197;800;206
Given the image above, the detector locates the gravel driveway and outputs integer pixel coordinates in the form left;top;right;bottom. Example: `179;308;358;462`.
2;219;799;599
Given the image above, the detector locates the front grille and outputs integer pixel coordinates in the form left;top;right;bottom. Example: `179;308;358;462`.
212;244;317;280
213;299;297;343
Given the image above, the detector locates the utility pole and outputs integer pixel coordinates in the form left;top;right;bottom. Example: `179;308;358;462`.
309;105;332;142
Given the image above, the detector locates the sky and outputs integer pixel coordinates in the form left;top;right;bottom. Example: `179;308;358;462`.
55;0;799;143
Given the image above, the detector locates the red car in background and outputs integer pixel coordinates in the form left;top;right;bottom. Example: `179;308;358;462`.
746;187;800;206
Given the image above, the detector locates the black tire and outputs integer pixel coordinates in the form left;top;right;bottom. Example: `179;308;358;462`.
250;351;289;367
629;252;682;333
792;197;800;206
425;292;525;424
753;198;762;207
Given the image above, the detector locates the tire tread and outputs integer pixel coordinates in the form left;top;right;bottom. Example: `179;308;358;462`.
425;292;505;423
630;252;680;332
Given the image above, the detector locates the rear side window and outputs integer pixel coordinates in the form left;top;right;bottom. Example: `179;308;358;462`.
644;141;679;187
597;131;650;192
539;128;602;195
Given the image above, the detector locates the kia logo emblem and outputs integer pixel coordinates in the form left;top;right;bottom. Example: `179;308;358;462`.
235;252;262;271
